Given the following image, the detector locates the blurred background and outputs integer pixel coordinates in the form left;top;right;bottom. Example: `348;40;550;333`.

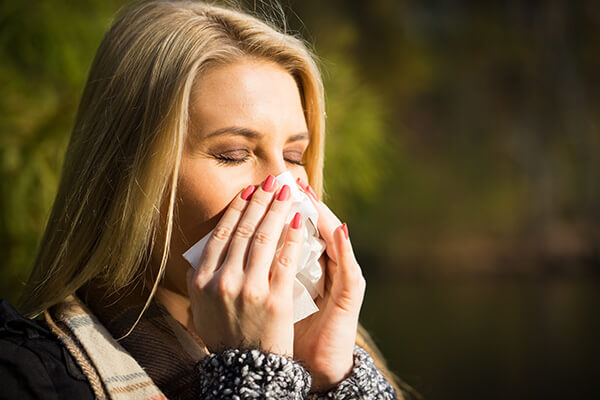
1;0;599;398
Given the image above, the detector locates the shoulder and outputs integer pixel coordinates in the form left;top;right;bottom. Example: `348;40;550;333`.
0;299;94;400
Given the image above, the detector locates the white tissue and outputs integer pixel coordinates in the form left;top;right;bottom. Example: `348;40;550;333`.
183;171;326;323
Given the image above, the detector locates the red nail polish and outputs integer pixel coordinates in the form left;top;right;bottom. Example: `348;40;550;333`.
341;223;349;239
296;177;308;190
262;175;275;192
277;185;290;201
306;185;319;201
291;212;302;229
241;185;256;200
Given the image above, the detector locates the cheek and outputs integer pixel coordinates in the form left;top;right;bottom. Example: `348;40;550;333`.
178;182;228;226
175;162;249;241
173;159;310;244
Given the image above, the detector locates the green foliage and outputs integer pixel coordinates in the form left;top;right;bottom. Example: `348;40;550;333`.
1;2;598;399
1;0;598;305
0;0;123;302
319;24;393;215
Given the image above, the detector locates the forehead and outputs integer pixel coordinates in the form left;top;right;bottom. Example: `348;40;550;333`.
189;59;307;139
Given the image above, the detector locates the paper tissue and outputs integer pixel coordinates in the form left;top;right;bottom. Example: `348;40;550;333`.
183;171;326;323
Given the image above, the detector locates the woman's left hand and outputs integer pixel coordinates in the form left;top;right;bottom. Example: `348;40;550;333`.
293;180;366;392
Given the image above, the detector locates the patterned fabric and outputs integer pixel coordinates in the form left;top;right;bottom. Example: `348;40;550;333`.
48;295;398;399
47;295;167;400
84;292;208;400
196;348;311;399
44;311;107;399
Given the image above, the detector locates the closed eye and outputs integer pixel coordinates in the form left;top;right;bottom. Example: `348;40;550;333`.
284;150;305;166
213;150;306;167
213;149;250;165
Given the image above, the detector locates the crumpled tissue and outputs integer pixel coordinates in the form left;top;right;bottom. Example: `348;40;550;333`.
183;171;326;323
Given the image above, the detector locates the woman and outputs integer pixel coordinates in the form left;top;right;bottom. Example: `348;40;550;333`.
1;1;405;398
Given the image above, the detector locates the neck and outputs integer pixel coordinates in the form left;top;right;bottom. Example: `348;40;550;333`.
80;277;196;335
154;284;195;332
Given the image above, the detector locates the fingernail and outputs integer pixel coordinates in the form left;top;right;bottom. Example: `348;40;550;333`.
262;175;275;192
296;177;308;190
241;185;256;200
291;212;302;229
306;185;319;201
296;177;318;201
341;223;349;239
277;185;290;201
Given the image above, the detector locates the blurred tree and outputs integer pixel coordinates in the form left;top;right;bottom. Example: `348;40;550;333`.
1;0;599;298
0;0;123;302
2;1;600;399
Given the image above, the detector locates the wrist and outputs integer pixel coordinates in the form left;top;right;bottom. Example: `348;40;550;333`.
307;345;398;400
309;356;354;393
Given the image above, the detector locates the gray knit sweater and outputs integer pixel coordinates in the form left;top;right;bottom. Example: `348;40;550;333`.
196;344;398;399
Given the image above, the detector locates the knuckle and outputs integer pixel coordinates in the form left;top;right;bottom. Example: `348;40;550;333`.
235;222;255;239
212;226;232;242
192;272;210;289
241;286;266;304
267;200;285;213
251;195;270;208
278;254;294;268
284;235;301;246
189;277;205;293
265;298;284;315
254;230;273;245
215;277;236;298
229;200;246;213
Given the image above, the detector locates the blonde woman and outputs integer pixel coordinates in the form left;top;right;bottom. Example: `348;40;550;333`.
0;1;405;399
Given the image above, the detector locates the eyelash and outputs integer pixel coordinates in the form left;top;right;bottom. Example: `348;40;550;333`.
214;153;306;167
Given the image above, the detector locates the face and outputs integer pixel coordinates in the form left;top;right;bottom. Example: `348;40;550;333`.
157;58;310;296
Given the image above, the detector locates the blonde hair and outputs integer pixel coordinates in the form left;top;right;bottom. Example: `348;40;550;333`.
19;1;405;397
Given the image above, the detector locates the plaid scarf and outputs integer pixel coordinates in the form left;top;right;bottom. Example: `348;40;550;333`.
47;292;209;400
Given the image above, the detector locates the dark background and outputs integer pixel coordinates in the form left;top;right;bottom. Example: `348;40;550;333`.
1;1;599;399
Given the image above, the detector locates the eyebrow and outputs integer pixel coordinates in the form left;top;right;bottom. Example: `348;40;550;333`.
205;126;310;143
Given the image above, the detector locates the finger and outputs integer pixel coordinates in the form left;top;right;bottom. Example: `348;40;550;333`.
296;178;341;260
196;185;254;278
270;211;304;295
244;184;294;288
333;223;365;292
220;175;279;272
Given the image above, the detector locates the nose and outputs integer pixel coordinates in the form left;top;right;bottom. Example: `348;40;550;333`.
257;155;288;183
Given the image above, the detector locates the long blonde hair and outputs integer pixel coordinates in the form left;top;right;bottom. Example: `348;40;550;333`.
19;1;405;397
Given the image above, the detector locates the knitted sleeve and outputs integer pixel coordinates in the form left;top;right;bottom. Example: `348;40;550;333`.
306;345;398;400
195;347;311;399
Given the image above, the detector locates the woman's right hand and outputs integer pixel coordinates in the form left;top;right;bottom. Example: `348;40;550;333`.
186;175;304;357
